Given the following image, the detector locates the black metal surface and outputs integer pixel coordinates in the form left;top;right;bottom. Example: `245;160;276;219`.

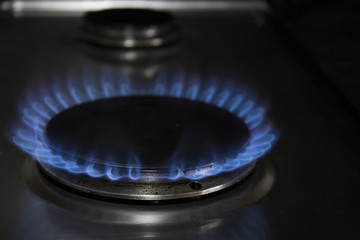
80;9;180;48
0;10;360;240
85;9;173;27
45;96;249;169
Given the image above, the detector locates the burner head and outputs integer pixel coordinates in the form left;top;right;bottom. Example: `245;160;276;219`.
40;96;255;201
80;9;180;48
45;96;250;177
12;72;277;201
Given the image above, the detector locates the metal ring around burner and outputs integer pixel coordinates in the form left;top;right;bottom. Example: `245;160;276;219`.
38;161;256;201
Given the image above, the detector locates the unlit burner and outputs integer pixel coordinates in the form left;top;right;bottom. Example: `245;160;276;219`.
40;96;254;200
80;9;180;48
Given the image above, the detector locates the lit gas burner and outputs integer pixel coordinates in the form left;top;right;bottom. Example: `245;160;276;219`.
12;72;276;201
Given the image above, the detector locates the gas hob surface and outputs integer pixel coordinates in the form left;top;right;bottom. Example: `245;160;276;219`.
0;10;359;240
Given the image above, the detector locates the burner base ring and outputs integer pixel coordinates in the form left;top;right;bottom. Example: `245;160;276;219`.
38;162;256;201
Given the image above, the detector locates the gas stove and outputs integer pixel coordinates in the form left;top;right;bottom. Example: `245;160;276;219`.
0;3;359;240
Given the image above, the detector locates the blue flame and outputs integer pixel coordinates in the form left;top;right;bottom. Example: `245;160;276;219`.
12;72;276;181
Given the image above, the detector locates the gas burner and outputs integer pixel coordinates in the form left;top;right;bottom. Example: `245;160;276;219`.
39;160;255;201
12;73;276;201
23;157;274;222
80;9;180;48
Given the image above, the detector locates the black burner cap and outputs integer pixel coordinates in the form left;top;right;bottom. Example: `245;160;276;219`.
80;9;180;48
85;9;173;26
45;96;250;171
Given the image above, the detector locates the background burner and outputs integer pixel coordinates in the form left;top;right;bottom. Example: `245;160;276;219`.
80;9;180;48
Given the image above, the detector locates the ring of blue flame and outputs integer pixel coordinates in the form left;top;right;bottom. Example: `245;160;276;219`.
12;73;276;180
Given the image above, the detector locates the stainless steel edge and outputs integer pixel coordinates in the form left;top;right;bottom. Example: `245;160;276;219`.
2;0;268;17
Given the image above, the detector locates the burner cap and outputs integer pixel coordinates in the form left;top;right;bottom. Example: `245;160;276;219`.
41;96;256;201
45;96;250;174
80;9;180;48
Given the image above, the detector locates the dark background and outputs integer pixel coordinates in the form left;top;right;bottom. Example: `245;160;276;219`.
267;0;360;114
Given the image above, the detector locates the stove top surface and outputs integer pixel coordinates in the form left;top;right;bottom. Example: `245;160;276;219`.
0;9;359;240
